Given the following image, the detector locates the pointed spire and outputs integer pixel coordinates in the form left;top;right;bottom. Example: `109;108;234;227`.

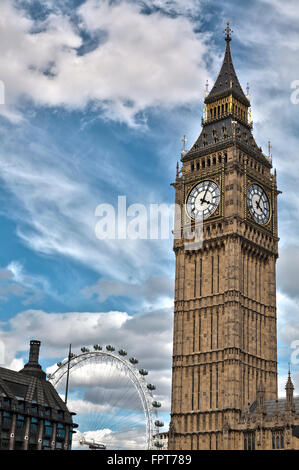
285;366;295;413
205;22;250;107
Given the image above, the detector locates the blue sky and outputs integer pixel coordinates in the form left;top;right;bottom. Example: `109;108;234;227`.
0;0;299;439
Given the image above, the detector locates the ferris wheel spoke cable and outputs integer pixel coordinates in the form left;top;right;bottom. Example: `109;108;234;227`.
85;358;146;435
93;376;150;448
50;350;159;450
86;358;135;433
88;383;145;441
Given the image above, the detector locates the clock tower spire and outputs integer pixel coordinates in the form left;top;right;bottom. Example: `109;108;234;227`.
169;24;281;450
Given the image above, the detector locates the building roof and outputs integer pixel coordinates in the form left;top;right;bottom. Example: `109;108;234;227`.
205;26;250;107
181;25;270;165
0;366;73;422
182;116;270;165
0;340;76;426
249;396;299;417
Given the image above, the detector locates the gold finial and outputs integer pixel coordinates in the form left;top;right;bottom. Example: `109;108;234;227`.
246;82;250;99
181;134;187;154
224;21;233;42
268;140;272;161
205;80;209;97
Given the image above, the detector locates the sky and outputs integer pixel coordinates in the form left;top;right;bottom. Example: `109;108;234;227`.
0;0;299;445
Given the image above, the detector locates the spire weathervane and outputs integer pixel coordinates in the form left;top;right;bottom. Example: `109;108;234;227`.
205;80;209;96
181;135;187;154
224;21;233;42
268;140;272;158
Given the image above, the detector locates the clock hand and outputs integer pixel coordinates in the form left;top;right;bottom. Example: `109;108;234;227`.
200;197;209;204
202;182;211;203
256;200;267;218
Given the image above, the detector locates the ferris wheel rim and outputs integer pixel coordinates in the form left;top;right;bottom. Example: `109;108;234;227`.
48;349;158;450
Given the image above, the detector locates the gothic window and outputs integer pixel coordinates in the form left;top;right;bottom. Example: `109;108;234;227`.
272;431;284;449
244;432;255;450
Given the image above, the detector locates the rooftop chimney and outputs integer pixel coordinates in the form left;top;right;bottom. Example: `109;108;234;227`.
19;340;46;380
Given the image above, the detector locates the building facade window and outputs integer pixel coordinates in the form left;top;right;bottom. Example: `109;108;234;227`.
244;432;255;450
272;431;284;450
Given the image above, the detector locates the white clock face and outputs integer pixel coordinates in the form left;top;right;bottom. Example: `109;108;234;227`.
247;184;270;225
186;180;220;220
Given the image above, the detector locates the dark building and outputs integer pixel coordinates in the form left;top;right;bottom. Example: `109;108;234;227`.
0;340;77;450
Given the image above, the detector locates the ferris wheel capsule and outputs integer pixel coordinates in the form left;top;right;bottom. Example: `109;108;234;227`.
81;347;90;353
118;349;127;356
147;384;156;391
139;369;148;376
129;357;138;365
152;401;161;408
154;440;164;448
93;345;102;351
154;420;164;427
106;345;115;352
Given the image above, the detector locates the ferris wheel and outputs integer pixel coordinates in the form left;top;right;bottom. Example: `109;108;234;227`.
48;345;164;450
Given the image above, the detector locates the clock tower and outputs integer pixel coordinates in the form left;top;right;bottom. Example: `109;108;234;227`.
169;23;281;450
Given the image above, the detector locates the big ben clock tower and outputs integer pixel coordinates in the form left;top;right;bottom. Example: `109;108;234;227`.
169;23;283;450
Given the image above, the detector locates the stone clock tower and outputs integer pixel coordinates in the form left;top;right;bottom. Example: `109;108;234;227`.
168;24;291;450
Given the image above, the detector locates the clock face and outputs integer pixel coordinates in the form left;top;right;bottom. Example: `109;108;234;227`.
186;180;220;220
247;184;270;225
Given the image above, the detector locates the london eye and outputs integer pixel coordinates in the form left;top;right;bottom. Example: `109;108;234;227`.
48;345;164;450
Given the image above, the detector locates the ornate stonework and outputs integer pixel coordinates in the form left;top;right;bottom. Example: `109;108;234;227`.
169;25;299;451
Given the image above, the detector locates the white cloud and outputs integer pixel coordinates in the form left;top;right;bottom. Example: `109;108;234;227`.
0;306;171;445
72;428;147;450
0;0;210;126
0;306;172;407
